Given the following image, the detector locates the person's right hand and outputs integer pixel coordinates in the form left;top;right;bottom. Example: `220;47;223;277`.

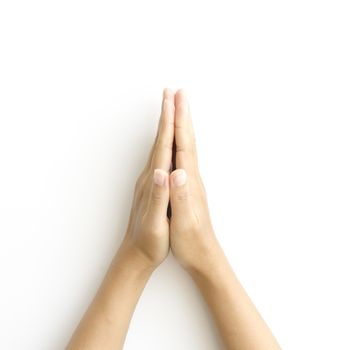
169;90;223;275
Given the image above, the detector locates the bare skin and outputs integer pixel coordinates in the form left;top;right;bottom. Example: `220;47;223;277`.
67;89;281;350
170;90;281;350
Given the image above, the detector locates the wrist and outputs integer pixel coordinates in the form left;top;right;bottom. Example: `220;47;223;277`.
186;239;229;283
112;243;157;278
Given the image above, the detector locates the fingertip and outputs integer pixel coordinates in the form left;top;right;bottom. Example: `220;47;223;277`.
175;89;189;113
163;88;174;101
176;88;186;96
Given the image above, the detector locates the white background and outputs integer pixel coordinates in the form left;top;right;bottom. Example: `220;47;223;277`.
0;1;349;349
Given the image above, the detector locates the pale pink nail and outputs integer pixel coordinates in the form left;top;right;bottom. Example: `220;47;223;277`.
173;169;187;187
153;169;167;187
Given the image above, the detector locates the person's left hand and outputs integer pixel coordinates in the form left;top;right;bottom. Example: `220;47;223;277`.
117;89;175;269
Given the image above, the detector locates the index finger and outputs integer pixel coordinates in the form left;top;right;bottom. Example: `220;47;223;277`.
174;89;198;173
150;88;175;171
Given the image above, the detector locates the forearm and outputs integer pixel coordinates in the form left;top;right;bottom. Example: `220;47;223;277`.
67;246;154;350
189;242;281;350
67;88;174;349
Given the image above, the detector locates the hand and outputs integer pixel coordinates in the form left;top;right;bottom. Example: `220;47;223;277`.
169;90;222;274
118;89;175;270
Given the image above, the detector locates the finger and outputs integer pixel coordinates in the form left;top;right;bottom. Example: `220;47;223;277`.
151;89;175;171
157;88;174;139
145;169;170;224
169;168;194;219
174;89;198;173
144;89;174;173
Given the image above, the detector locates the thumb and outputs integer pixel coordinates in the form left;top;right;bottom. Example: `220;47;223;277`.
169;169;192;217
146;169;170;223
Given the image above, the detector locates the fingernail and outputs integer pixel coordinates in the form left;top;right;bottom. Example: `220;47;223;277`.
162;97;168;112
154;169;167;187
172;169;187;187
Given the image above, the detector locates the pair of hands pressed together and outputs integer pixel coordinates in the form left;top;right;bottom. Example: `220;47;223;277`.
118;88;219;275
67;89;281;350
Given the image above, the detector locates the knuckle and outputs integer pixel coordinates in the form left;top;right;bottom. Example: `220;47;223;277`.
183;220;199;236
174;189;189;202
151;189;164;205
180;215;200;235
158;140;173;152
187;222;200;235
174;123;186;135
141;215;163;237
176;142;194;155
176;144;186;153
153;144;172;162
149;226;164;238
135;173;145;191
134;188;144;203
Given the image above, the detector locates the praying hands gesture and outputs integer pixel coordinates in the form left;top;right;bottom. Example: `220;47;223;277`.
67;89;281;350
